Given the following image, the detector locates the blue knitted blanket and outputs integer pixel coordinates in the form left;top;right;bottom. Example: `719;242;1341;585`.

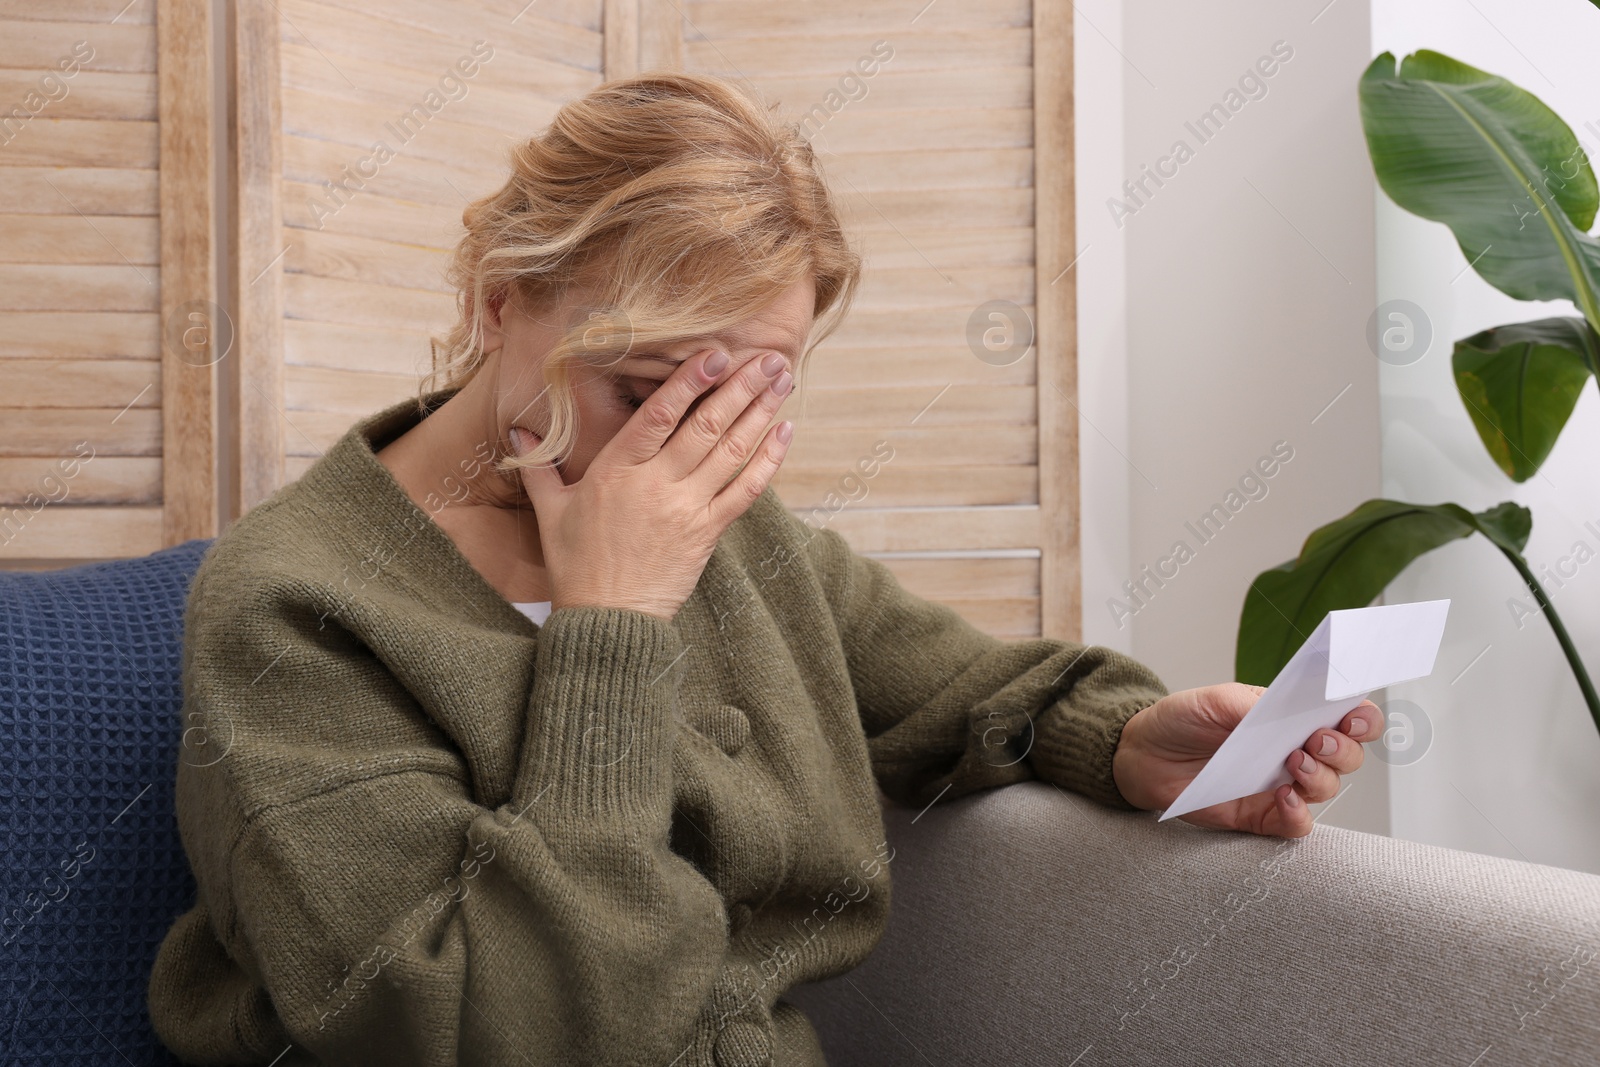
1;539;211;1066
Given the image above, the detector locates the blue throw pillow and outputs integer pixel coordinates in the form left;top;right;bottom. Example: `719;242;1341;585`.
0;539;212;1066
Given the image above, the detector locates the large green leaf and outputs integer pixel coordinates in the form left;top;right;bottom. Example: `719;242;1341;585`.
1235;499;1531;686
1453;317;1598;482
1360;51;1600;335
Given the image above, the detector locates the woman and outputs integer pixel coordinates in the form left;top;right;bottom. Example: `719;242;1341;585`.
148;71;1380;1066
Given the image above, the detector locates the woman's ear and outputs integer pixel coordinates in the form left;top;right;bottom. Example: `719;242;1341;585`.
479;291;508;355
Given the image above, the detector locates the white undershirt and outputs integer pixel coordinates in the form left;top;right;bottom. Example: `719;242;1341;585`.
511;601;552;626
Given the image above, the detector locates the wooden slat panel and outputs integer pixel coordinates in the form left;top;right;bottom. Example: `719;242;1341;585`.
823;305;1036;347
0;0;156;24
283;318;434;375
818;147;1033;191
284;364;417;414
0;1;217;569
283;133;500;210
874;555;1038;599
278;39;598;117
0;265;160;311
824;506;1043;552
280;88;523;174
0;506;164;560
302;0;602;71
282;181;462;246
790;385;1036;427
752;67;1032;111
259;410;359;458
0;408;162;456
0;359;159;407
835;187;1032;233
856;227;1034;270
852;266;1033;309
773;465;1035;507
3;167;159;215
276;0;601;77
282;272;455;332
0;118;159;167
0;312;159;357
504;0;600;30
686;0;1029;35
0;21;157;71
0;70;156;119
804;344;1033;388
688;30;1030;76
0;457;161;505
278;42;566;143
684;0;1064;638
286;227;452;293
792;108;1032;153
0;215;160;264
782;428;1033;468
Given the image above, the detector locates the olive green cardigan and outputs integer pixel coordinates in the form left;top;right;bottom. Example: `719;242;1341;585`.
147;391;1169;1067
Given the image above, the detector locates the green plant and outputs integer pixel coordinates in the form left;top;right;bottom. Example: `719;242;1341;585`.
1234;50;1600;737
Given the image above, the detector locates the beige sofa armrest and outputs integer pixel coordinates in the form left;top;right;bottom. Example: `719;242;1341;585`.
785;781;1600;1066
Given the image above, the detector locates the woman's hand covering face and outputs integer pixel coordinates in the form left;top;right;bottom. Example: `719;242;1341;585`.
508;346;794;620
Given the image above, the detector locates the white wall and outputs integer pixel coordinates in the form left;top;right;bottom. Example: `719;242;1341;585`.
1078;0;1600;868
1074;0;1134;664
1077;0;1390;835
1371;0;1600;874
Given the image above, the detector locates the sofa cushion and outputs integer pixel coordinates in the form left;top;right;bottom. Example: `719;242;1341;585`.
0;539;212;1066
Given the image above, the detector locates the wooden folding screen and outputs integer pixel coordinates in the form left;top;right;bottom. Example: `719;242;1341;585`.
5;0;1078;641
232;0;1079;642
0;0;215;567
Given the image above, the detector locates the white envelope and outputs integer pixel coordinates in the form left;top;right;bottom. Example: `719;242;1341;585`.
1159;598;1451;822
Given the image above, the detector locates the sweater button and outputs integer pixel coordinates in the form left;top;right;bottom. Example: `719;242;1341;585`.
702;704;750;756
713;1020;771;1067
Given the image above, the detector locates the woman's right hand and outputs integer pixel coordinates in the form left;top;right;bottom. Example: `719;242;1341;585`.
509;348;794;621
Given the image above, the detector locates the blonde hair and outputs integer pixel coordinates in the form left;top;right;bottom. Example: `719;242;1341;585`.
422;70;862;474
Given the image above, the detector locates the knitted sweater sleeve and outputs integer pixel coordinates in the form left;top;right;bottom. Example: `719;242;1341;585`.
797;519;1170;812
149;568;725;1066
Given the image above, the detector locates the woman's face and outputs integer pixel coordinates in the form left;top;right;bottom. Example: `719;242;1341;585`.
481;276;814;485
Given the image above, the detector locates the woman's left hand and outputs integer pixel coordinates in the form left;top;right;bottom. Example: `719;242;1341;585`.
1111;682;1385;837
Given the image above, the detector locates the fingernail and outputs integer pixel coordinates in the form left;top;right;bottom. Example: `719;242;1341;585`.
509;427;528;454
771;370;793;396
1347;717;1366;736
704;350;729;377
1296;751;1319;776
776;420;793;444
1285;789;1302;809
760;352;785;376
1319;734;1337;757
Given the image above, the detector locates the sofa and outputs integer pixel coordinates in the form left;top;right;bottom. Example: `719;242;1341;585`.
3;541;1597;1065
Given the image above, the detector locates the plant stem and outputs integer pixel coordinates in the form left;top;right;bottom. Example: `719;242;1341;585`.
1496;544;1600;737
